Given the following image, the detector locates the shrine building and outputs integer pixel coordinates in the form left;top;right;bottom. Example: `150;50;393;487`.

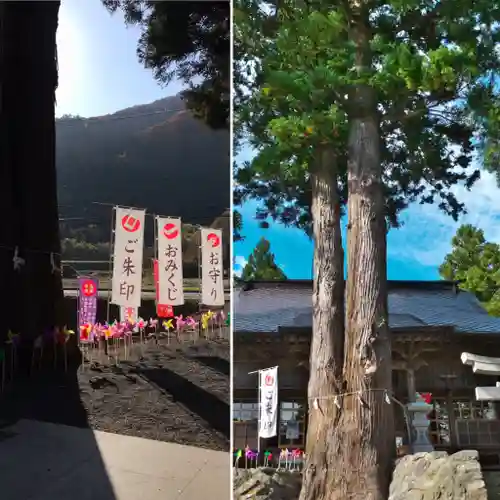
233;280;500;463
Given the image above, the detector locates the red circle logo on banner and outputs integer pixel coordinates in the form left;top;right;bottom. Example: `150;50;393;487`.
122;215;140;232
164;223;179;239
82;280;96;297
207;232;220;248
264;374;274;386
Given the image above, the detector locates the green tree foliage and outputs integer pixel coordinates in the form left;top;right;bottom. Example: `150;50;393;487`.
440;224;500;316
241;237;287;280
233;209;244;242
102;1;229;129
234;1;490;231
234;1;500;498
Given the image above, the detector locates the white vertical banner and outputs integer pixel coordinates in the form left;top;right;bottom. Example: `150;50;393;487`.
259;366;278;439
111;207;145;307
200;228;224;306
156;216;184;305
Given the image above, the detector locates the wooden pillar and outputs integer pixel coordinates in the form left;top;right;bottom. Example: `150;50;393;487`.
446;390;457;448
407;368;416;402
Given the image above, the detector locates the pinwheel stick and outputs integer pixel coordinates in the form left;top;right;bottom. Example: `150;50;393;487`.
31;344;43;374
53;338;57;370
64;341;68;373
30;348;35;374
10;345;15;381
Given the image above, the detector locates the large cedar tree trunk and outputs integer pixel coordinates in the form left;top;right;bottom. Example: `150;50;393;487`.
335;13;394;500
2;2;63;356
0;2;18;346
299;147;345;500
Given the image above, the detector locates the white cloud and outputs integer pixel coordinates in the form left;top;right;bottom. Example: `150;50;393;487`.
388;168;500;267
233;255;248;277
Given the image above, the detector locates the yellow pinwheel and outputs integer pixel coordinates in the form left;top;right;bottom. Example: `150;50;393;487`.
162;319;173;331
62;325;75;342
201;313;208;330
6;330;20;346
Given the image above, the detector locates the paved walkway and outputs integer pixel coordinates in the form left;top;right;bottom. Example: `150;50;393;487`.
0;419;230;500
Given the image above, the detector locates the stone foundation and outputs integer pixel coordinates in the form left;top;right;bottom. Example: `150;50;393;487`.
234;450;488;499
233;468;301;499
389;450;487;500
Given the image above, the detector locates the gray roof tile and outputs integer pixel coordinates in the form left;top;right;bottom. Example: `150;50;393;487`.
234;282;500;335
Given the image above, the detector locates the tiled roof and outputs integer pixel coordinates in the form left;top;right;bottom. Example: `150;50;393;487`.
234;281;500;335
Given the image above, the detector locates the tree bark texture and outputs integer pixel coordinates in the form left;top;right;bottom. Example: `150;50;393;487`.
337;13;394;499
299;147;346;500
0;2;17;345
2;1;63;349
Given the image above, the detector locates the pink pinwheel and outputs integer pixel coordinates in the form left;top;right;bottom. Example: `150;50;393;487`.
185;316;198;329
245;448;258;467
175;315;185;331
122;321;133;336
110;323;121;339
136;318;146;330
217;310;226;324
94;323;106;340
148;318;158;330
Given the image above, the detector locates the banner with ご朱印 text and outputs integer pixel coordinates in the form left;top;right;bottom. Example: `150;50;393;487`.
111;207;145;308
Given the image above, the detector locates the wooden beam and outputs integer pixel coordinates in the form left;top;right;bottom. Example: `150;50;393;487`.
475;386;500;401
473;361;500;375
461;352;500;366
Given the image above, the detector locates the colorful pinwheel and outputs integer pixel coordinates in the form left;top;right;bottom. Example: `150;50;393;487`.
162;319;174;331
234;449;242;467
175;315;186;331
6;330;20;348
80;323;92;342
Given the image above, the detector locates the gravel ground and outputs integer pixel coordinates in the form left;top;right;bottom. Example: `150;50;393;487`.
0;337;229;451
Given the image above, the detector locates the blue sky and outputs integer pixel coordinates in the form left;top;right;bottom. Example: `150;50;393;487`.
234;148;500;280
56;0;184;117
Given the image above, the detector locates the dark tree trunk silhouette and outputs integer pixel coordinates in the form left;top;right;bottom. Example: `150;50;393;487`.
0;2;17;345
1;1;63;352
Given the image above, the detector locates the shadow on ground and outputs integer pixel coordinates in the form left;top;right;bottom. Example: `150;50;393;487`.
0;347;117;500
139;367;230;440
191;356;230;376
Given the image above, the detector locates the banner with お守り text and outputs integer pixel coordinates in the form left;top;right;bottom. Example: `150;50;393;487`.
200;228;224;306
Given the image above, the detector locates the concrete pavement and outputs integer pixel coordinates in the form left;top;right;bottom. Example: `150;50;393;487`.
0;419;230;500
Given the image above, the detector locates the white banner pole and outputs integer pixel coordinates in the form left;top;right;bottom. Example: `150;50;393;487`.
106;206;116;324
